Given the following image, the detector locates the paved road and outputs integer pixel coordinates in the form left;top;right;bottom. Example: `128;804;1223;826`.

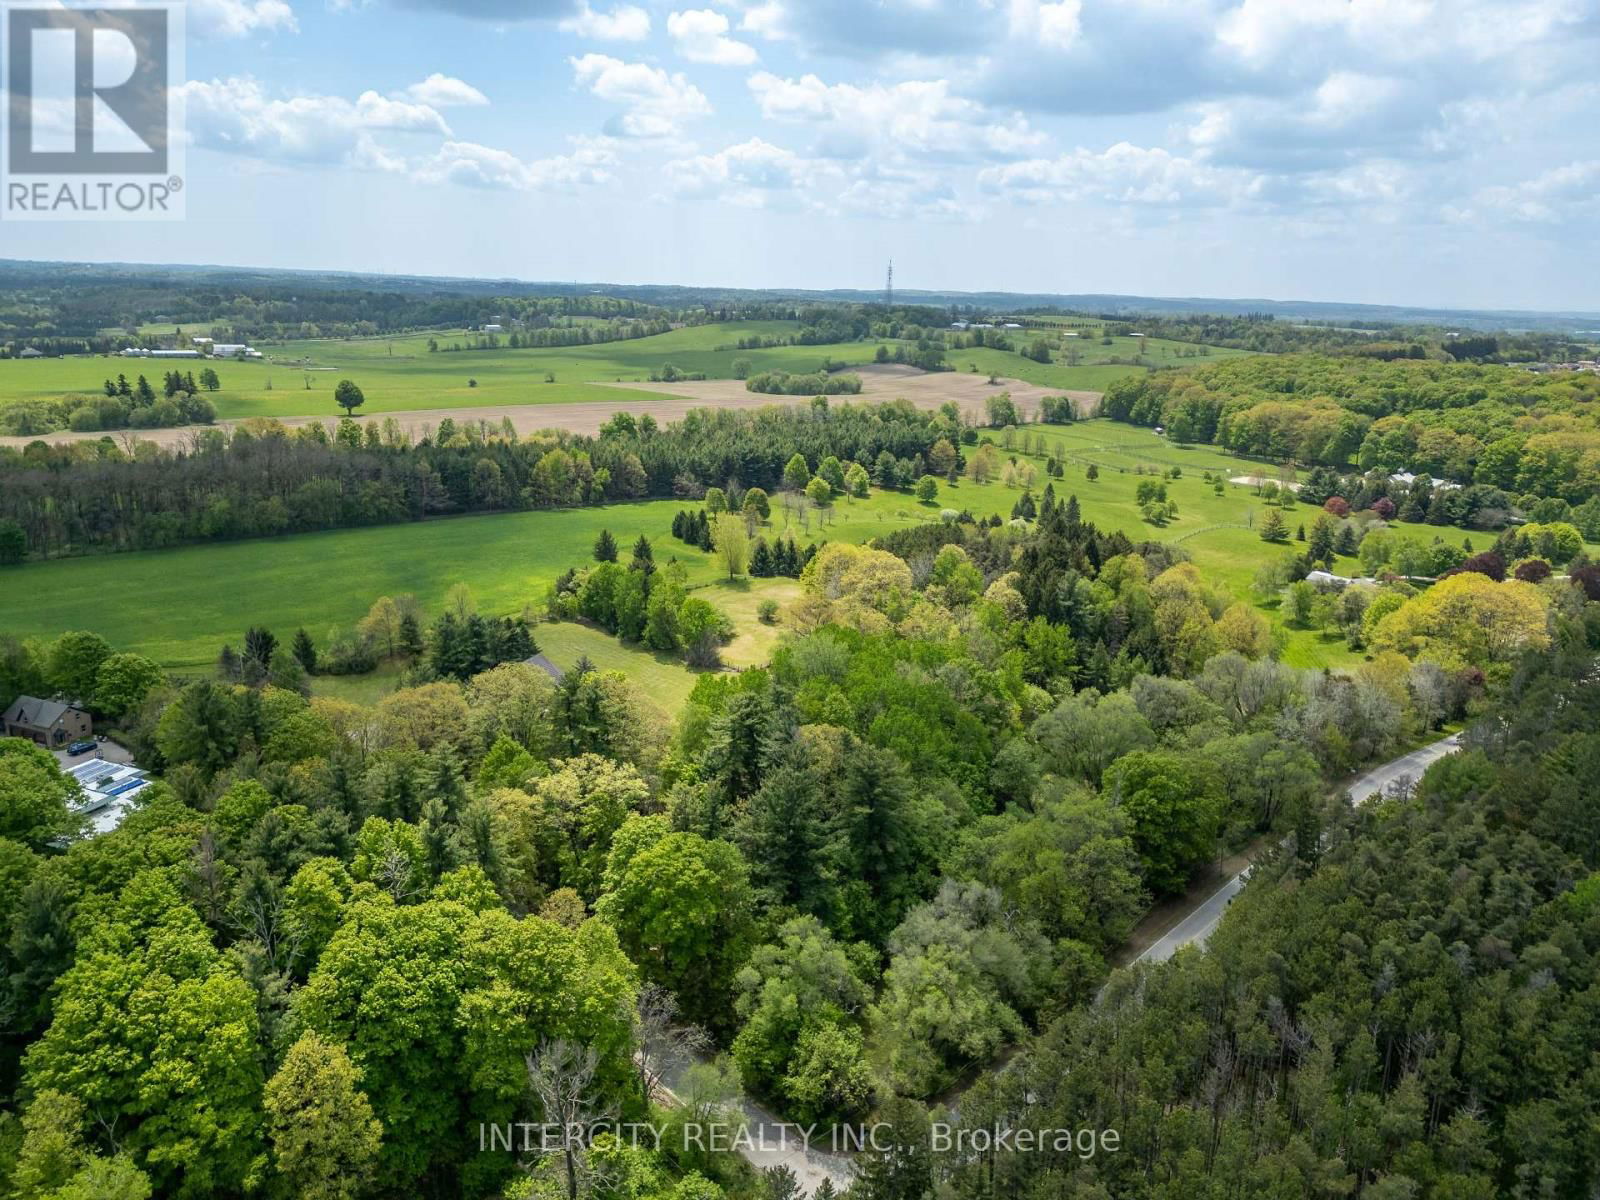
657;1062;854;1195
1135;732;1461;964
669;733;1466;1191
1135;871;1250;965
1347;732;1461;804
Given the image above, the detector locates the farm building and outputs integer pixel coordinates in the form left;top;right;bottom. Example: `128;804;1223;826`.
481;323;504;333
3;696;92;747
211;343;263;359
119;348;202;359
65;757;150;836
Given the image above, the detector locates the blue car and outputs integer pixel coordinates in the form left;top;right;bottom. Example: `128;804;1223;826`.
67;740;97;755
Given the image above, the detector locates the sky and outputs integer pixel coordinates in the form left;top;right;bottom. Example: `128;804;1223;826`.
5;0;1600;311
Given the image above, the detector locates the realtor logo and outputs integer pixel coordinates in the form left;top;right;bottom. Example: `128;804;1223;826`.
1;1;184;219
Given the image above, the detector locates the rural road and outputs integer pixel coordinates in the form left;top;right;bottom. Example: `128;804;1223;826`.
675;731;1466;1194
1135;731;1462;964
657;1061;855;1195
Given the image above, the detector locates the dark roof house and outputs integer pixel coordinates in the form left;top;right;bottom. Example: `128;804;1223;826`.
2;696;92;747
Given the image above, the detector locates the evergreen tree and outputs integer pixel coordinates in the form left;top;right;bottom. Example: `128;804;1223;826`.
291;628;317;674
594;528;618;562
750;538;773;577
398;613;424;658
630;534;654;574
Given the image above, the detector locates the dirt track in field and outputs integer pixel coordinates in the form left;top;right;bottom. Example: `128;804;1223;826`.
0;365;1101;450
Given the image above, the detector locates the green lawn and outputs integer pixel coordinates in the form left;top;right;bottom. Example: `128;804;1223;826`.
0;488;994;672
8;417;1550;702
1;322;1248;424
529;622;699;717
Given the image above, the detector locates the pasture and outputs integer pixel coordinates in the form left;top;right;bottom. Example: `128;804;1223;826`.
0;320;1246;429
0;417;1549;696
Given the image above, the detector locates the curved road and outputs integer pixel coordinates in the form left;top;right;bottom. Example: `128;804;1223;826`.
1135;732;1461;964
670;732;1464;1193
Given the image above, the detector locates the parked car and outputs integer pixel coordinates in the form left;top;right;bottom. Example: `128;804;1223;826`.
67;740;97;755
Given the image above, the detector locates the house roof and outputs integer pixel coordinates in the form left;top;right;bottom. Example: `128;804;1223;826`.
3;695;72;729
524;653;566;681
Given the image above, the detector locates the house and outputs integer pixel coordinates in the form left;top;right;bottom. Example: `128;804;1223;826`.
3;696;92;748
1306;569;1378;590
18;347;45;359
1388;471;1461;492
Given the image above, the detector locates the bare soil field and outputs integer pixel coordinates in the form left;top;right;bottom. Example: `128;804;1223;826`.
608;363;1099;423
0;366;1100;451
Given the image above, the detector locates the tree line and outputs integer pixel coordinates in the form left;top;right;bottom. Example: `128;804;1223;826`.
0;401;960;560
1103;353;1600;503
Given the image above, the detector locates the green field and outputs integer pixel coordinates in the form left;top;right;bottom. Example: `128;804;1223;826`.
1;322;1247;424
2;418;1557;697
0;487;1003;672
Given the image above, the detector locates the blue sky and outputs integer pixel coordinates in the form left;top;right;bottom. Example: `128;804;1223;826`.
7;0;1600;310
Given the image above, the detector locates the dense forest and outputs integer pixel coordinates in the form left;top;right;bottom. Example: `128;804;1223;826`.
2;473;1597;1198
1103;355;1600;502
923;637;1600;1199
0;402;954;560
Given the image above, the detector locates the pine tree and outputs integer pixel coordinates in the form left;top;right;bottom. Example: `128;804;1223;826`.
631;534;654;573
594;528;618;562
750;538;773;577
398;613;424;658
1086;463;1099;481
291;628;317;674
1259;509;1288;543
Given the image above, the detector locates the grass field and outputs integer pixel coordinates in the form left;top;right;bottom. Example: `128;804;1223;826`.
0;321;1247;424
7;418;1554;699
0;488;993;672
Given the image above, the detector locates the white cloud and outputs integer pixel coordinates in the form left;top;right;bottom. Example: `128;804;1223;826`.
405;73;489;108
569;53;712;138
664;136;979;220
665;136;815;205
836;174;975;222
189;0;297;38
1006;0;1081;49
748;72;1043;162
417;136;618;190
667;9;758;65
979;142;1257;207
558;2;651;40
179;77;447;169
1473;161;1600;224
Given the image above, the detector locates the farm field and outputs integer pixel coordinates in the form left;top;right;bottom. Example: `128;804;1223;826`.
0;486;989;672
0;320;1248;431
0;364;1093;452
0;418;1563;696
